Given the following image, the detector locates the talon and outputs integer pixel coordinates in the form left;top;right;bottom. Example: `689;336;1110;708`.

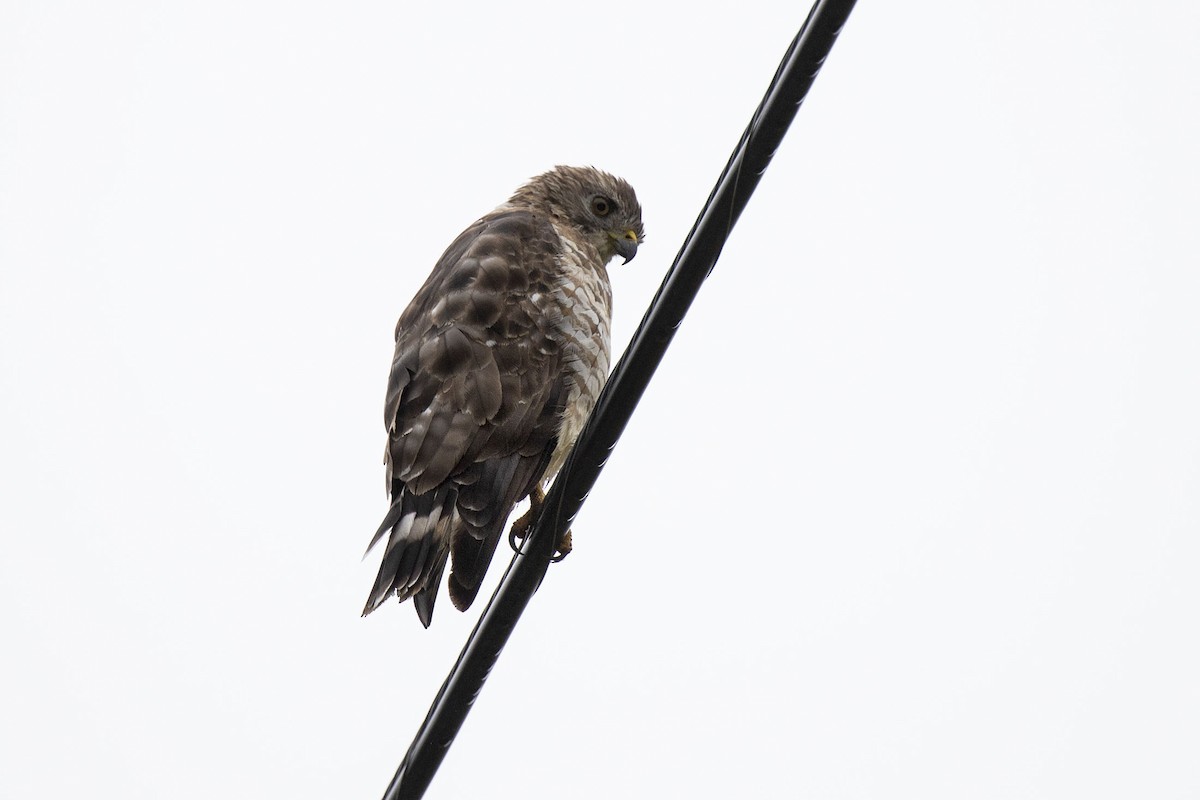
508;507;534;553
507;487;544;554
507;487;573;562
551;529;573;563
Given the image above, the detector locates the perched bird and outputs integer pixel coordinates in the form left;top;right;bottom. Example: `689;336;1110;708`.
363;166;644;627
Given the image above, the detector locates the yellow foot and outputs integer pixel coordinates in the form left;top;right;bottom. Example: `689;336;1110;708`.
508;487;574;562
550;529;572;563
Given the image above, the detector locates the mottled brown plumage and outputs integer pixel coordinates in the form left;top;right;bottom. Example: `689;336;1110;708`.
363;166;644;626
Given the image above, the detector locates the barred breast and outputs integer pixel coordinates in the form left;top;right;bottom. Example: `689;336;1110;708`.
543;226;613;481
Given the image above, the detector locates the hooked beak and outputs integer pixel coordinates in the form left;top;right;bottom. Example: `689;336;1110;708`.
611;228;640;264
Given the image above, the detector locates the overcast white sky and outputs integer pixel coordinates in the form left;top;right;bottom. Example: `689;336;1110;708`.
3;2;1199;798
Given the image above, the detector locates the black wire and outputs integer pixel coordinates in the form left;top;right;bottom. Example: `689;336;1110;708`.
379;2;859;797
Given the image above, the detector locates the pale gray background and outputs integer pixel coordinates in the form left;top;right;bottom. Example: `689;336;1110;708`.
2;2;1198;798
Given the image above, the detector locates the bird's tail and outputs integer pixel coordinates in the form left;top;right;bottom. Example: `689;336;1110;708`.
361;486;456;626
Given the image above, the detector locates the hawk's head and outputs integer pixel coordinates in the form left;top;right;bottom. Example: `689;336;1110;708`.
511;165;645;265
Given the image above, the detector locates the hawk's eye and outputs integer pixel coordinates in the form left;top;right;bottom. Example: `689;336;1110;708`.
590;196;614;217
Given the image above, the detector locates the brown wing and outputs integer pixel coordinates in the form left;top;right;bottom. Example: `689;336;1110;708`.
363;210;567;625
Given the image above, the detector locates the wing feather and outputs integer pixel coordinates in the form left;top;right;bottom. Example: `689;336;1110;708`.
365;210;567;623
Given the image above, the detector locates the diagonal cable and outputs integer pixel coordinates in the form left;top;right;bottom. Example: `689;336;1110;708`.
380;2;859;797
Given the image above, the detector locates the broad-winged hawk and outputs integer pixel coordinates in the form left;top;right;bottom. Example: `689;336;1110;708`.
362;166;644;627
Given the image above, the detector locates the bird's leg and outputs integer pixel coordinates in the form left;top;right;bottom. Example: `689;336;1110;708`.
507;488;541;553
507;486;573;561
